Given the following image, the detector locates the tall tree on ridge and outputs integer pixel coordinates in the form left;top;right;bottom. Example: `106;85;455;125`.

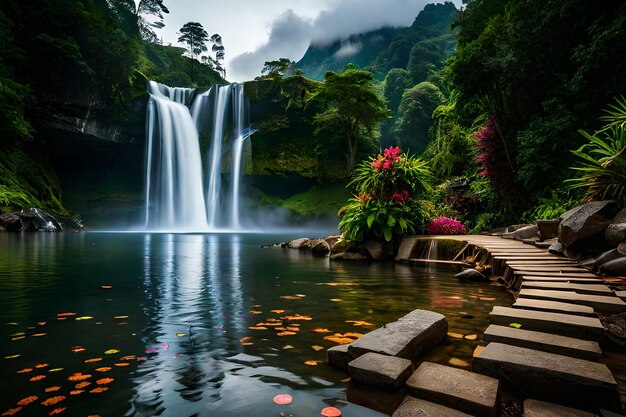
210;33;225;78
178;22;209;82
135;0;169;43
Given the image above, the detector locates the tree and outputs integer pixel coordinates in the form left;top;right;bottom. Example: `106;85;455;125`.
261;58;296;79
210;34;225;77
178;22;209;81
129;0;170;43
310;69;390;172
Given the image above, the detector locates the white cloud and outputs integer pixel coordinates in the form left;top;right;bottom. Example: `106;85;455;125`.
333;41;363;59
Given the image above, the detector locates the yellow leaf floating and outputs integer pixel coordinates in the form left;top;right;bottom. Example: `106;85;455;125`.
248;310;263;315
4;354;20;359
277;331;297;336
104;349;120;355
281;314;312;321
447;332;464;339
464;334;478;341
113;316;129;319
176;333;186;337
345;320;375;328
75;316;93;321
256;321;283;327
311;345;324;351
11;336;25;341
49;368;64;373
270;310;285;314
323;332;363;345
280;294;306;300
312;328;332;334
330;299;343;302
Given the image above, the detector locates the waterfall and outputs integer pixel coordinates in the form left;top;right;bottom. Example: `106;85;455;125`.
144;81;251;231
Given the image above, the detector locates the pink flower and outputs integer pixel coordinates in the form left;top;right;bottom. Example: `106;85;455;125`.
372;160;382;170
425;217;467;235
402;190;409;200
384;146;401;160
392;192;404;202
383;159;393;170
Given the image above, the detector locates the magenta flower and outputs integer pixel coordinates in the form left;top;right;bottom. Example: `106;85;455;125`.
425;217;467;235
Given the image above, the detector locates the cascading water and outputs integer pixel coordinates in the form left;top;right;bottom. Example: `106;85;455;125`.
144;81;252;231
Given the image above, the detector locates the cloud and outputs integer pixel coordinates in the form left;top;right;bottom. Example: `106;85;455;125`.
229;10;312;82
333;41;363;59
311;0;431;45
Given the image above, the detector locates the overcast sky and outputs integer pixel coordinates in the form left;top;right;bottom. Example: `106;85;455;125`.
155;0;462;82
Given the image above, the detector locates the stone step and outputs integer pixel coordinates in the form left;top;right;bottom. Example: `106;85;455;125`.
518;289;626;314
512;298;596;317
520;276;603;284
513;270;598;278
523;399;595;417
348;309;448;359
348;352;413;390
392;396;472;417
473;343;621;412
488;306;605;341
405;362;499;417
327;343;351;370
521;281;613;296
481;324;602;361
494;256;566;261
511;266;591;273
506;261;579;266
616;290;626;300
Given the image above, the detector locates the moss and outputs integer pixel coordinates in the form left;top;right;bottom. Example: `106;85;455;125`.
282;184;350;218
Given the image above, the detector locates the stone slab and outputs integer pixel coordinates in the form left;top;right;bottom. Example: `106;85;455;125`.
520;276;603;284
511;266;592;272
488;306;605;341
349;309;447;359
521;281;613;296
406;362;499;417
473;343;621;412
392;396;472;417
482;324;602;361
523;399;595;417
328;343;351;370
616;290;626;300
518;289;626;314
512;298;596;317
513;270;599;278
396;237;419;261
348;352;413;390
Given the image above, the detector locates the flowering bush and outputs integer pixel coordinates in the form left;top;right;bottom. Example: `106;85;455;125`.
425;216;467;235
473;116;512;190
338;146;433;243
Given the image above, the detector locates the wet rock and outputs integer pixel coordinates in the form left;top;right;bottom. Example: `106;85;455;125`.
302;238;323;249
324;235;342;247
348;352;413;390
606;208;626;247
455;268;485;281
331;239;356;254
20;208;61;232
330;252;368;261
502;225;539;241
593;249;622;272
328;343;352;370
312;239;331;254
538;220;560;240
535;238;557;249
363;240;386;261
599;312;626;347
287;238;309;249
393;396;472;417
0;212;23;232
599;257;626;276
548;240;566;256
558;200;619;248
523;399;595;417
618;242;626;256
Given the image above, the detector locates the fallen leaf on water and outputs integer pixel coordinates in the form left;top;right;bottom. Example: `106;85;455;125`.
84;358;102;363
272;394;293;405
341;377;351;383
270;310;285;314
12;336;25;341
312;328;332;334
41;396;66;406
342;332;363;338
448;358;470;367
464;334;478;341
29;375;46;382
311;345;324;351
280;295;306;300
248;326;268;331
69;390;84;396
10;332;25;337
509;323;522;329
256;322;283;327
286;327;300;332
38;322;46;326
48;368;64;373
119;355;136;361
68;373;91;382
479;297;496;301
176;333;186;337
32;333;47;337
35;363;49;369
277;331;297;336
104;349;120;355
137;357;147;361
71;346;86;353
45;387;61;393
57;313;76;317
75;316;93;321
321;406;342;417
90;387;108;394
282;345;294;350
96;378;114;385
57;318;67;321
101;285;112;289
114;363;130;367
17;368;34;374
304;360;320;366
248;310;263;315
329;299;342;302
240;336;253;344
48;407;66;416
447;332;464;339
345;320;374;327
281;315;312;321
275;327;288;331
75;382;91;389
113;316;128;319
95;367;112;373
17;396;38;406
1;407;22;416
323;333;362;345
4;354;20;359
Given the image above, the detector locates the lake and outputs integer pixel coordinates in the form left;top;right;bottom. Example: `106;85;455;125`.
0;232;512;416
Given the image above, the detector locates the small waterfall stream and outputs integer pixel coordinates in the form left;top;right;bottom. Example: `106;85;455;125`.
144;81;252;231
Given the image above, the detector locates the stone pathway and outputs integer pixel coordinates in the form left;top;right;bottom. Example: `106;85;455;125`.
356;235;626;415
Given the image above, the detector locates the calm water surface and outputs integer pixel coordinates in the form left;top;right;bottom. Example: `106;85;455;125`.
0;232;512;416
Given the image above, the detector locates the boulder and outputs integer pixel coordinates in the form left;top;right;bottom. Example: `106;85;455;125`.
331;239;356;254
538;220;560;240
535;238;557;249
302;238;323;250
502;225;539;240
548;241;565;256
455;268;486;281
312;239;331;254
19;208;61;232
558;201;619;248
393;396;473;417
599;257;626;276
594;249;623;272
324;235;342;247
363;240;386;261
348;352;413;390
287;238;309;249
330;252;368;261
328;344;352;370
619;242;626;256
605;208;626;247
0;212;23;232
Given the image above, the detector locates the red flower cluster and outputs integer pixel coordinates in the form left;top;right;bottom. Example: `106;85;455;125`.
473;116;508;189
372;146;402;171
392;190;410;203
425;216;467;235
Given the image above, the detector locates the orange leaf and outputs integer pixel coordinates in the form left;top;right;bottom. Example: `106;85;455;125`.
71;346;86;353
323;335;355;345
1;407;22;416
95;367;112;373
29;375;46;382
321;406;342;417
119;356;136;361
45;387;61;393
90;387;108;394
57;312;76;317
286;327;300;332
248;326;267;331
270;310;285;314
41;396;66;406
280;295;305;300
272;394;293;405
84;358;102;363
304;360;320;366
31;333;47;337
68;373;92;382
17;368;33;374
48;407;66;416
69;390;84;396
256;322;283;327
311;345;324;351
74;382;91;389
248;310;262;315
35;363;49;369
275;327;288;331
277;331;297;336
281;314;312;321
96;378;114;385
345;320;374;327
312;328;332;333
114;363;130;367
101;285;112;289
17;396;38;406
239;336;253;344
